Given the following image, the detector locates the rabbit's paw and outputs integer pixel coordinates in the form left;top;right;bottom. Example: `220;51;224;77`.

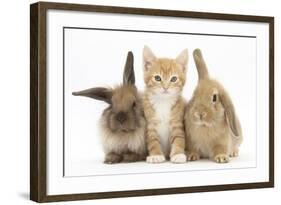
187;152;200;161
214;154;229;163
123;153;143;162
104;153;122;164
146;155;166;163
229;149;239;157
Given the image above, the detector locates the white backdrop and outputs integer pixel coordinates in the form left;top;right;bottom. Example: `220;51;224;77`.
0;0;279;205
65;27;257;176
47;9;268;195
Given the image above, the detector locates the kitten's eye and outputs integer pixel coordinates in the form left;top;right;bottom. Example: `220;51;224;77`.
212;94;217;102
170;76;178;82
154;75;161;82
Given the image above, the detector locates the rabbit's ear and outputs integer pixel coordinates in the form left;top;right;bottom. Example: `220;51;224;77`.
193;49;209;80
175;49;188;72
72;87;112;104
123;51;135;85
143;45;156;71
220;90;239;136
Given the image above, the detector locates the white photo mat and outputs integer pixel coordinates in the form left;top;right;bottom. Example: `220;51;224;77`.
46;9;269;195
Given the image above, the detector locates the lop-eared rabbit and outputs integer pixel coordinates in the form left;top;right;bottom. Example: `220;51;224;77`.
185;49;243;163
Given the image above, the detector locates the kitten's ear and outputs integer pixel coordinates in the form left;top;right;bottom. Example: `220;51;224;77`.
143;45;156;71
176;49;188;71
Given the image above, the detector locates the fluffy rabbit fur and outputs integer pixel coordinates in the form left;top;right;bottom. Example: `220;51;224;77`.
184;49;243;163
73;52;147;164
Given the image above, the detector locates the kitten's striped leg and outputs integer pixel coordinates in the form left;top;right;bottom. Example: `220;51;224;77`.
169;123;186;163
146;128;166;163
169;99;186;163
170;137;186;163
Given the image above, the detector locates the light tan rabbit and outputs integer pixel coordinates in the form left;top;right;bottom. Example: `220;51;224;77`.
184;49;243;163
73;52;147;164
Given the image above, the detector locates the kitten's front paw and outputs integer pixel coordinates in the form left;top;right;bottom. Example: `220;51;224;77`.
170;153;187;163
146;155;166;163
187;152;200;161
214;154;229;163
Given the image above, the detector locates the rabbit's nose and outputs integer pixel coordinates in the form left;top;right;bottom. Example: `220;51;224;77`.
195;111;207;120
116;112;127;123
200;112;207;119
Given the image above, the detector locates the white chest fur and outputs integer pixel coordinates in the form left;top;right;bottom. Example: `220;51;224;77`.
149;94;178;156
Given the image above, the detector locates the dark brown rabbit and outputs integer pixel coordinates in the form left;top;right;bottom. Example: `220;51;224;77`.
73;52;146;164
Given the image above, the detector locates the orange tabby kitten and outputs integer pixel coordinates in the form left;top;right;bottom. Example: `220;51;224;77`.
142;46;188;163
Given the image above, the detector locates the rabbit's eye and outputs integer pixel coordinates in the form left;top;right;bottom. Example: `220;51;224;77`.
212;94;217;102
170;76;177;82
154;75;161;82
132;102;136;108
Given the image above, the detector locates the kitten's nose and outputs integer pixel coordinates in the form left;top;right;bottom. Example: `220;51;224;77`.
116;112;127;124
162;83;169;90
162;87;169;93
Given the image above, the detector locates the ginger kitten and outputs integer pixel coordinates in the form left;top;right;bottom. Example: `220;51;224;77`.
142;46;188;163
